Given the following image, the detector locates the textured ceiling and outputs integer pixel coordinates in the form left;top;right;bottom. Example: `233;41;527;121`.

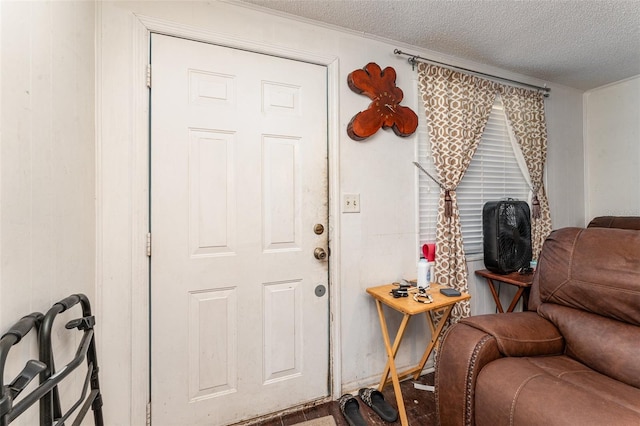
239;0;640;91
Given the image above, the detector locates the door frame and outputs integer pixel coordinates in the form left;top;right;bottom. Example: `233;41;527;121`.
99;13;342;424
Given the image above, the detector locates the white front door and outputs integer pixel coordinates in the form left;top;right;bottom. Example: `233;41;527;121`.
150;34;329;425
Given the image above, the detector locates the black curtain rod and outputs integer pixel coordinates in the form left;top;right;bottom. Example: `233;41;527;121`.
394;49;550;97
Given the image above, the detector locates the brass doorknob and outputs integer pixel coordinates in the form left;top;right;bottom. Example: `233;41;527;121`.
314;248;327;260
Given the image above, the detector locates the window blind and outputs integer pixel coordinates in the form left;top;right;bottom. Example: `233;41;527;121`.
418;94;530;255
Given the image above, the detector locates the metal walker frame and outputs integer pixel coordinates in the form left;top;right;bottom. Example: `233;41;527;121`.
0;294;103;425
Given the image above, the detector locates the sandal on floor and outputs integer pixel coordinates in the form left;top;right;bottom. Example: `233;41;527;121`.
358;388;398;422
339;394;368;426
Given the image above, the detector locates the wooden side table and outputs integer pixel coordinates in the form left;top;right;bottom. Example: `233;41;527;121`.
474;269;533;313
366;283;471;426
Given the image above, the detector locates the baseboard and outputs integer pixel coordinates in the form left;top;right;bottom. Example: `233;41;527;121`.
340;361;435;395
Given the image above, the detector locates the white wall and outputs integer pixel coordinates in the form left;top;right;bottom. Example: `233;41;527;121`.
584;76;640;220
0;1;96;423
547;84;588;228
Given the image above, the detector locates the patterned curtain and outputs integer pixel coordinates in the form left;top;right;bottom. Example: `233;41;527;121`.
500;86;552;259
417;63;497;322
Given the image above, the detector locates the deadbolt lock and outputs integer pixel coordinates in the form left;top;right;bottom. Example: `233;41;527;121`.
313;224;325;235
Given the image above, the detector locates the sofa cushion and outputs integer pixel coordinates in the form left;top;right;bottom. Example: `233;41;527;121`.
475;356;640;426
530;227;640;325
538;303;640;389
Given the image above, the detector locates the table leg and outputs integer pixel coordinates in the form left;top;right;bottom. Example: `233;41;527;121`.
374;299;409;426
378;311;411;390
522;287;530;311
486;278;505;313
506;287;526;312
413;305;454;380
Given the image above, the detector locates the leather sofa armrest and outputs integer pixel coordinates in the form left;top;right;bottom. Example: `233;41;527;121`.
436;322;502;426
436;313;565;426
460;312;564;357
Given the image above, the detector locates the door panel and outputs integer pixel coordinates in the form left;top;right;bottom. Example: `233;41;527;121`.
150;34;329;425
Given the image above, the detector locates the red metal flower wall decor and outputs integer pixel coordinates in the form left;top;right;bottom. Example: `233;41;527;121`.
347;63;418;141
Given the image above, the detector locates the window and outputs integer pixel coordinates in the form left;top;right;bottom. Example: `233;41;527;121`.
417;94;530;255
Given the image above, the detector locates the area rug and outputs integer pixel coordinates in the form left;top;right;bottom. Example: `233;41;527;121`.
292;415;336;426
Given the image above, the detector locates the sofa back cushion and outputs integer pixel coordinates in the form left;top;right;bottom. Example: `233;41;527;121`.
529;227;640;326
538;303;640;389
588;216;640;230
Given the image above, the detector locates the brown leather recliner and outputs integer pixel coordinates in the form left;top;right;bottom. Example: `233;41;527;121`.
435;227;640;425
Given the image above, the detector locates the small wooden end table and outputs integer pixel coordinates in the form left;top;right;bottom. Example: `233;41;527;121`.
474;269;533;313
366;283;471;426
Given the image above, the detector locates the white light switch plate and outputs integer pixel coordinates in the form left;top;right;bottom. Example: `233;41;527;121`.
343;193;360;213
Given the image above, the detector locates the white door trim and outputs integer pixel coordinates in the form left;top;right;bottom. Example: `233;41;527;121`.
99;12;342;423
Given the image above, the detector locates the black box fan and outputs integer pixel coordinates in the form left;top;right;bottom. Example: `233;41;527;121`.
482;200;532;274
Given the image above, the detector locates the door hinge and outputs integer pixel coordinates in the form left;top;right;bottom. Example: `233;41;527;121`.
146;401;151;426
146;233;152;257
146;64;151;88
